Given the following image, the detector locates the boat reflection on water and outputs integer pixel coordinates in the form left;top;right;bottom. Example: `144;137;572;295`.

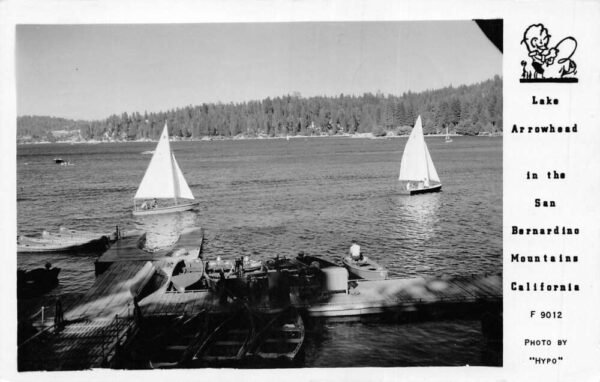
393;192;441;240
134;210;201;250
390;192;442;276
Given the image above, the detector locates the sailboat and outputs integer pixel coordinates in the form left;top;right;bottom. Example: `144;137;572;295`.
445;126;453;143
133;123;199;216
398;116;442;195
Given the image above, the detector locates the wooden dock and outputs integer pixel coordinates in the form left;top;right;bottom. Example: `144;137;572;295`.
94;227;204;275
19;316;136;371
18;226;502;371
18;227;205;371
138;273;501;318
299;274;501;317
66;261;155;320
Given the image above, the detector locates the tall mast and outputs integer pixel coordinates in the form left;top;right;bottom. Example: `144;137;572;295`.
166;122;180;205
424;134;430;184
171;153;180;205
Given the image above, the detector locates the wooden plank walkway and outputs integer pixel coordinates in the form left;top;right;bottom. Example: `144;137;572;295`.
19;317;136;371
141;290;218;317
138;274;502;318
97;227;203;264
19;227;205;371
66;261;155;320
300;274;502;317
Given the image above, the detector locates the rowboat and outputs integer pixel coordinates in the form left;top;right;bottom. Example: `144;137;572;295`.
398;116;442;195
169;258;205;292
17;227;110;253
342;256;388;280
248;307;305;362
193;306;255;365
133;122;199;216
138;312;207;368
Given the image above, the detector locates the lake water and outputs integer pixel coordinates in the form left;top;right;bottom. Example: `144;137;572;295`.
17;136;502;367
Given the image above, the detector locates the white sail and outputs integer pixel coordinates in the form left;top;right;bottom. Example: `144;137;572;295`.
172;155;195;200
398;116;440;184
424;142;441;183
134;123;195;200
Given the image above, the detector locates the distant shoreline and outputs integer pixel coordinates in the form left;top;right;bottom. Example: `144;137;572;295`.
16;132;502;145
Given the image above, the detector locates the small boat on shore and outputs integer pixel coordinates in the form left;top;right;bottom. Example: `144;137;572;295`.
342;256;388;280
133;122;199;216
17;227;111;253
398;116;442;195
249;307;305;362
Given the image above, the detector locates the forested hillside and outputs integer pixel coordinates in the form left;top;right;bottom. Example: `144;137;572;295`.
18;76;501;142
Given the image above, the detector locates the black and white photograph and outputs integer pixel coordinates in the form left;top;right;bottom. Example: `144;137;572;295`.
14;20;502;371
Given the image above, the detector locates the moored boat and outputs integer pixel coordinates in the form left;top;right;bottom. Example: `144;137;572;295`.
342;256;388;280
295;252;339;268
248;307;305;362
193;306;255;365
242;256;264;273
131;312;207;369
17;227;111;253
17;263;60;298
169;259;205;292
204;256;236;281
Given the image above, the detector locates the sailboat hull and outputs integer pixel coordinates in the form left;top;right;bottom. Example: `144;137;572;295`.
133;201;199;216
399;183;442;195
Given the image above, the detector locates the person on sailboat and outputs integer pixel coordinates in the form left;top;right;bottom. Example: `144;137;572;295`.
151;198;158;209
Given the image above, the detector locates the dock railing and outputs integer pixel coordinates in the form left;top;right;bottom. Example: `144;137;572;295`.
20;299;140;370
99;302;139;367
19;303;60;347
30;305;48;328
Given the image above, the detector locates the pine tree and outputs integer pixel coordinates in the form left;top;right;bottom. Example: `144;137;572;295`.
17;77;502;141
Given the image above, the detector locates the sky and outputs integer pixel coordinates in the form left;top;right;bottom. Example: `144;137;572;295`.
16;21;502;120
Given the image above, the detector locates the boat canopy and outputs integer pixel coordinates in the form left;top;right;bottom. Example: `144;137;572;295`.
134;123;195;200
398;116;441;184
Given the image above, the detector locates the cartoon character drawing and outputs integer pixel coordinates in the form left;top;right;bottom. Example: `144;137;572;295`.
521;24;577;80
